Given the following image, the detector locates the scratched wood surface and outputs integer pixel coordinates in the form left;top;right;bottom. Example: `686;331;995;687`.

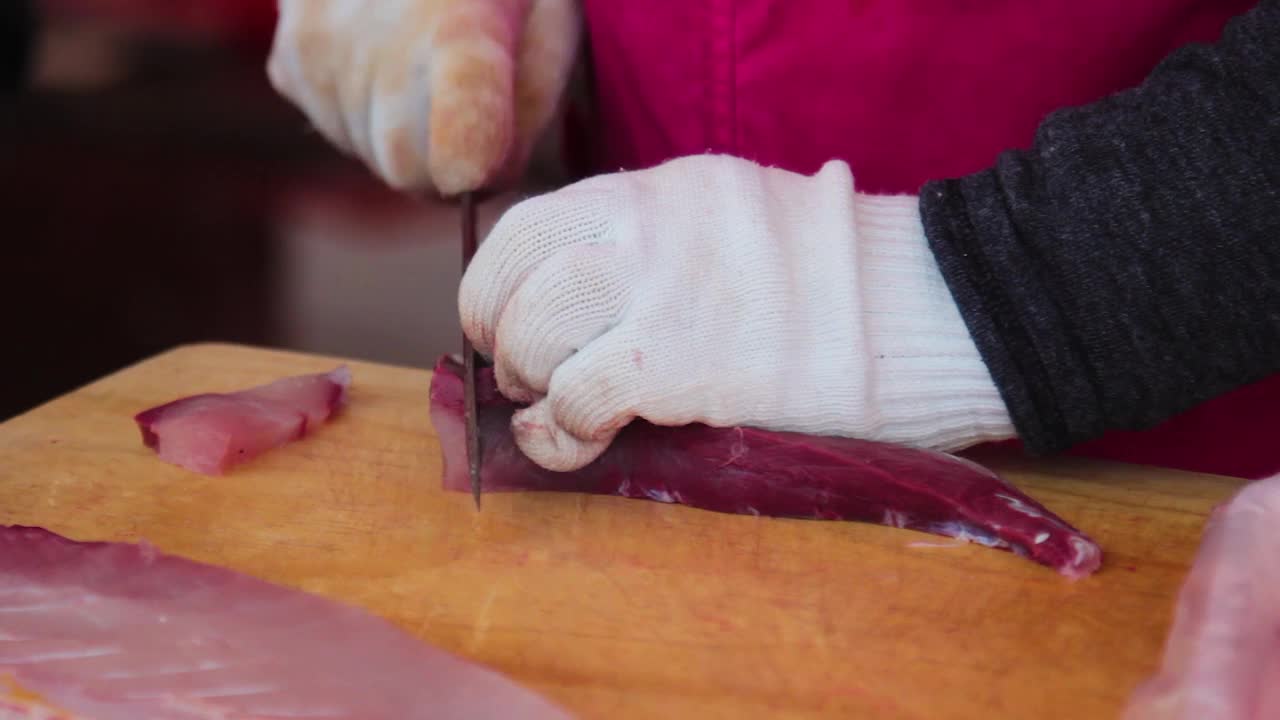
0;343;1249;719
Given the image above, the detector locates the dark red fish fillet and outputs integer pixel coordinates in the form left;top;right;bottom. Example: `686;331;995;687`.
0;525;571;720
429;356;1102;579
134;367;351;476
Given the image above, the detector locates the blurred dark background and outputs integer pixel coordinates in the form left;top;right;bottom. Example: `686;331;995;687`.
1;0;528;420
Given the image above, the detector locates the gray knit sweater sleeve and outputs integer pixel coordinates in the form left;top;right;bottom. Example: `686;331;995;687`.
919;0;1280;456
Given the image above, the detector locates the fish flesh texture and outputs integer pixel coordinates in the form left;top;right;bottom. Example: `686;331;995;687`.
1123;477;1280;719
1122;475;1280;720
429;356;1103;578
134;367;351;475
0;695;78;719
0;525;572;720
430;357;1102;578
1;701;66;718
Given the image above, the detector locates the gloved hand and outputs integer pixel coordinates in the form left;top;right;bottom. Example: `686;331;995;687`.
267;0;580;195
459;154;1018;471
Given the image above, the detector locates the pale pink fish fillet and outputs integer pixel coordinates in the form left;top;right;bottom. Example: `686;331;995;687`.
0;525;572;720
0;694;84;719
0;695;82;719
133;367;352;475
429;356;1103;579
1123;475;1280;720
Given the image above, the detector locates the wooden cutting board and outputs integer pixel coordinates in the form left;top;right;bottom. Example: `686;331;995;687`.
0;343;1247;719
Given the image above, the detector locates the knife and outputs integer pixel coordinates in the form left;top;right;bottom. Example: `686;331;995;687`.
460;191;482;510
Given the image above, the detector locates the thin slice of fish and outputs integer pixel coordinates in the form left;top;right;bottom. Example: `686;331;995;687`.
134;367;351;475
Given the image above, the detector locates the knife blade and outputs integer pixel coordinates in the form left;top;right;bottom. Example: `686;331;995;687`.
460;191;482;510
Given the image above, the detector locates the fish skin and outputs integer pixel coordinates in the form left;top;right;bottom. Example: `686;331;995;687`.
0;526;572;720
1122;475;1280;720
428;356;1103;578
133;367;352;476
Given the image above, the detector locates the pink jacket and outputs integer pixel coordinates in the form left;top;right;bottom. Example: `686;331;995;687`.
568;0;1277;480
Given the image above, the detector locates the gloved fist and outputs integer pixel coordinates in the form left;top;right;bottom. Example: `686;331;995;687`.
267;0;580;195
459;154;1017;472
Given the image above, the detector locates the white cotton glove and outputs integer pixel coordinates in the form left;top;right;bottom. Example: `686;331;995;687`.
459;154;1018;471
267;0;580;195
